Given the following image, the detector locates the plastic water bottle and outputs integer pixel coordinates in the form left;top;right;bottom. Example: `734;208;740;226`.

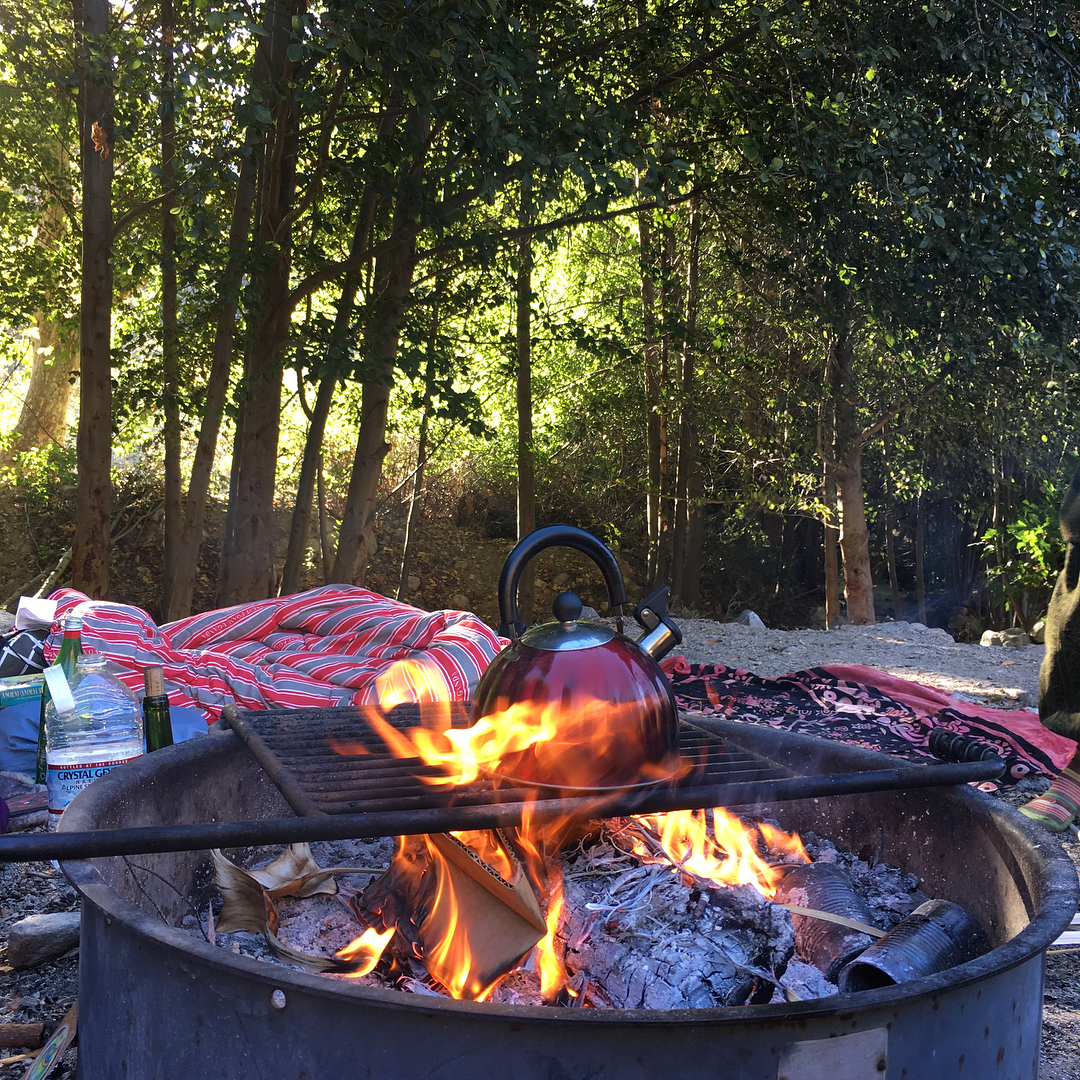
45;654;144;831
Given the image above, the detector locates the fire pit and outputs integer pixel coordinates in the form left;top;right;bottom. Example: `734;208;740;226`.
61;716;1076;1080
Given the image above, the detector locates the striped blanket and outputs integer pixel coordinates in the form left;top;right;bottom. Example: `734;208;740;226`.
46;586;506;723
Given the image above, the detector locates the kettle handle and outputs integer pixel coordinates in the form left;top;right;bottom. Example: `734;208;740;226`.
497;525;628;638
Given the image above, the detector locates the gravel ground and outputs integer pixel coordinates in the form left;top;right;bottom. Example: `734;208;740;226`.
0;618;1073;1076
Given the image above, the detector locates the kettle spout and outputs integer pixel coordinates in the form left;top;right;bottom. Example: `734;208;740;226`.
633;586;683;661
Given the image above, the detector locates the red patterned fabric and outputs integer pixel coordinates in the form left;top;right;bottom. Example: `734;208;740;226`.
44;586;507;723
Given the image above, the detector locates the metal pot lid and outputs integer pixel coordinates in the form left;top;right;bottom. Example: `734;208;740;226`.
518;592;617;652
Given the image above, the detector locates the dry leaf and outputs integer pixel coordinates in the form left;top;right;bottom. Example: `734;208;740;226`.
247;843;337;897
211;847;386;975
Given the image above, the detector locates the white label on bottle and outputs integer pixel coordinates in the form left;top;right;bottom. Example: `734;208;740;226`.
43;666;76;716
47;757;140;819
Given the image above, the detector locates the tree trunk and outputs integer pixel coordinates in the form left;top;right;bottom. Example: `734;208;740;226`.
280;378;337;595
671;196;702;606
216;3;300;607
317;453;332;584
330;105;424;587
915;489;927;623
656;220;675;586
160;0;182;618
820;397;841;628
396;280;443;602
516;185;536;624
163;5;278;619
279;150;384;597
397;399;430;603
829;327;875;625
885;505;903;620
678;199;704;613
6;315;79;461
330;228;417;585
5;174;78;464
72;0;114;599
638;194;663;587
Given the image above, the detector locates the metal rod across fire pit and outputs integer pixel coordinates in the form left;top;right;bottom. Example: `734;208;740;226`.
0;761;1002;862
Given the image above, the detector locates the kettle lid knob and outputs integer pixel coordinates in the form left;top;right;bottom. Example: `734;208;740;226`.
552;591;583;623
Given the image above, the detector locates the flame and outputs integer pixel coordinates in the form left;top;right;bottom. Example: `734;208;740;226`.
361;694;678;791
335;925;395;977
758;819;811;865
374;658;453;709
449;829;516;883
537;877;565;1001
632;807;808;899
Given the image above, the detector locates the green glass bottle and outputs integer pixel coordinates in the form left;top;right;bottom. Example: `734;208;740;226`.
35;613;83;784
142;665;174;752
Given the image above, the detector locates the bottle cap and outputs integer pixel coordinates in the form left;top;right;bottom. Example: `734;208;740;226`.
76;653;106;672
144;666;165;697
63;614;83;631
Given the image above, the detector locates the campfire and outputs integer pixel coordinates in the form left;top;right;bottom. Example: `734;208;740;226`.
208;673;936;1007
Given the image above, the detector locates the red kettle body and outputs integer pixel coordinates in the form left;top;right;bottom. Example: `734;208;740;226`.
472;525;683;791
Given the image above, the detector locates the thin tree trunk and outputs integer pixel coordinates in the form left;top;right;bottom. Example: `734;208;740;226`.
397;279;443;601
638;195;662;588
915;489;927;623
656;221;674;585
279;142;385;597
331;108;424;587
280;377;336;595
72;0;114;599
163;8;273;619
885;505;902;620
671;198;701;604
830;327;875;625
160;0;182;618
681;196;704;609
821;400;841;628
396;404;429;602
330;230;417;585
883;443;903;620
516;184;536;624
317;452;332;585
217;3;300;607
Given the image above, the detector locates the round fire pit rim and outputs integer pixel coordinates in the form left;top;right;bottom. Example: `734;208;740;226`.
59;724;1078;1025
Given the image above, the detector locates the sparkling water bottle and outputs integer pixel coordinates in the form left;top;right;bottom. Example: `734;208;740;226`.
45;654;144;831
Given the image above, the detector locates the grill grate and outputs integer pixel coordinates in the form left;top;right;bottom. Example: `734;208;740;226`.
221;703;793;819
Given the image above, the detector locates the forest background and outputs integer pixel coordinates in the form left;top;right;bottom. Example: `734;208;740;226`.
0;0;1078;638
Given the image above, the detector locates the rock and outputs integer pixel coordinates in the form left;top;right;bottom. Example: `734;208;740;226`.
0;612;14;634
579;606;601;621
450;594;470;610
1031;620;1046;644
7;911;81;970
733;610;766;629
454;560;469;572
980;628;1031;648
552;572;570;587
407;576;420;593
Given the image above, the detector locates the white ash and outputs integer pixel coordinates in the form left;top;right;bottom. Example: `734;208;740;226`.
769;958;838;1003
186;821;929;1008
801;832;930;931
